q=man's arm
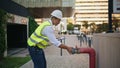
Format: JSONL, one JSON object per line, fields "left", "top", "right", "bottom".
{"left": 42, "top": 26, "right": 73, "bottom": 54}
{"left": 59, "top": 44, "right": 73, "bottom": 54}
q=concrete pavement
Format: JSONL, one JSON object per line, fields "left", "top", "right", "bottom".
{"left": 8, "top": 48, "right": 29, "bottom": 57}
{"left": 20, "top": 35, "right": 90, "bottom": 68}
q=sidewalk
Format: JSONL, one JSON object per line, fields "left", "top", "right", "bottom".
{"left": 8, "top": 48, "right": 29, "bottom": 57}
{"left": 20, "top": 35, "right": 90, "bottom": 68}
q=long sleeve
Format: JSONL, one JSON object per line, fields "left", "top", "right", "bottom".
{"left": 42, "top": 26, "right": 61, "bottom": 47}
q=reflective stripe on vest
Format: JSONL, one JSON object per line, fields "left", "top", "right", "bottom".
{"left": 29, "top": 38, "right": 46, "bottom": 46}
{"left": 27, "top": 21, "right": 51, "bottom": 48}
{"left": 29, "top": 32, "right": 49, "bottom": 46}
{"left": 33, "top": 32, "right": 49, "bottom": 42}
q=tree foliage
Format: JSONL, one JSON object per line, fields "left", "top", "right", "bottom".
{"left": 112, "top": 17, "right": 120, "bottom": 31}
{"left": 95, "top": 23, "right": 109, "bottom": 33}
{"left": 28, "top": 16, "right": 39, "bottom": 37}
{"left": 67, "top": 23, "right": 74, "bottom": 30}
{"left": 0, "top": 9, "right": 7, "bottom": 59}
{"left": 89, "top": 22, "right": 97, "bottom": 33}
{"left": 82, "top": 21, "right": 89, "bottom": 29}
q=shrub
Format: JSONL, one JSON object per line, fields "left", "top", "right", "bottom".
{"left": 28, "top": 16, "right": 39, "bottom": 37}
{"left": 0, "top": 9, "right": 7, "bottom": 59}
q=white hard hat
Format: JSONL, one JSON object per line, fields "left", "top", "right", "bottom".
{"left": 51, "top": 10, "right": 62, "bottom": 20}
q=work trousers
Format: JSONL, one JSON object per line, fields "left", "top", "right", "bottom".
{"left": 28, "top": 46, "right": 46, "bottom": 68}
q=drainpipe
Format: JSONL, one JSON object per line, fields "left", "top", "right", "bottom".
{"left": 72, "top": 48, "right": 96, "bottom": 68}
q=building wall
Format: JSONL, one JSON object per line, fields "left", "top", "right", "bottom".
{"left": 13, "top": 0, "right": 74, "bottom": 8}
{"left": 93, "top": 33, "right": 120, "bottom": 68}
{"left": 7, "top": 13, "right": 28, "bottom": 25}
{"left": 12, "top": 0, "right": 75, "bottom": 18}
{"left": 75, "top": 0, "right": 108, "bottom": 24}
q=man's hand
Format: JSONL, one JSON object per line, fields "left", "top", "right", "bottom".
{"left": 66, "top": 47, "right": 73, "bottom": 54}
{"left": 59, "top": 44, "right": 73, "bottom": 54}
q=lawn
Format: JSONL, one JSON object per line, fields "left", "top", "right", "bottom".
{"left": 0, "top": 56, "right": 31, "bottom": 68}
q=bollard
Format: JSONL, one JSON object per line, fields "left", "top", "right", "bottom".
{"left": 59, "top": 36, "right": 66, "bottom": 56}
{"left": 72, "top": 47, "right": 96, "bottom": 68}
{"left": 88, "top": 39, "right": 91, "bottom": 47}
{"left": 87, "top": 37, "right": 91, "bottom": 47}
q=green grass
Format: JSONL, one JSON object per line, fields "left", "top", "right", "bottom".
{"left": 0, "top": 56, "right": 31, "bottom": 68}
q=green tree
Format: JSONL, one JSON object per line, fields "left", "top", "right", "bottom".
{"left": 0, "top": 9, "right": 7, "bottom": 59}
{"left": 28, "top": 16, "right": 39, "bottom": 36}
{"left": 82, "top": 21, "right": 89, "bottom": 29}
{"left": 96, "top": 24, "right": 102, "bottom": 33}
{"left": 112, "top": 17, "right": 120, "bottom": 31}
{"left": 101, "top": 23, "right": 109, "bottom": 32}
{"left": 67, "top": 23, "right": 74, "bottom": 34}
{"left": 67, "top": 23, "right": 74, "bottom": 30}
{"left": 90, "top": 22, "right": 96, "bottom": 33}
{"left": 95, "top": 23, "right": 109, "bottom": 33}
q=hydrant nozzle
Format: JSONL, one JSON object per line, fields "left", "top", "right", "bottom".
{"left": 71, "top": 48, "right": 80, "bottom": 54}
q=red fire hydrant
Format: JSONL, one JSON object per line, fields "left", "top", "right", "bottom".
{"left": 72, "top": 47, "right": 96, "bottom": 68}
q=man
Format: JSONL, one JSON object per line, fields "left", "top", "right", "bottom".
{"left": 27, "top": 9, "right": 73, "bottom": 68}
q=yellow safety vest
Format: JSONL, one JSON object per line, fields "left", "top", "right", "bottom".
{"left": 27, "top": 21, "right": 51, "bottom": 49}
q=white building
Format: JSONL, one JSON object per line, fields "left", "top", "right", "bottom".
{"left": 74, "top": 0, "right": 109, "bottom": 25}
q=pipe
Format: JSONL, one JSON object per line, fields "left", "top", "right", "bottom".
{"left": 72, "top": 48, "right": 96, "bottom": 68}
{"left": 79, "top": 48, "right": 96, "bottom": 68}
